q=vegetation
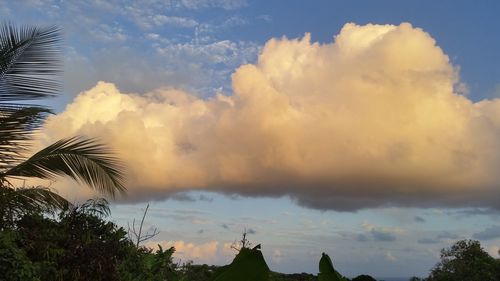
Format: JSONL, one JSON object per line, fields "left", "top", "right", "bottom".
{"left": 351, "top": 275, "right": 377, "bottom": 281}
{"left": 213, "top": 244, "right": 270, "bottom": 281}
{"left": 0, "top": 23, "right": 125, "bottom": 229}
{"left": 0, "top": 199, "right": 178, "bottom": 281}
{"left": 426, "top": 239, "right": 500, "bottom": 281}
{"left": 318, "top": 252, "right": 349, "bottom": 281}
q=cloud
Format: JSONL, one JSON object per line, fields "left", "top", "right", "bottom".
{"left": 417, "top": 238, "right": 440, "bottom": 244}
{"left": 445, "top": 208, "right": 500, "bottom": 218}
{"left": 473, "top": 225, "right": 500, "bottom": 240}
{"left": 384, "top": 251, "right": 397, "bottom": 261}
{"left": 436, "top": 232, "right": 460, "bottom": 240}
{"left": 148, "top": 15, "right": 199, "bottom": 28}
{"left": 170, "top": 192, "right": 197, "bottom": 202}
{"left": 179, "top": 0, "right": 247, "bottom": 10}
{"left": 371, "top": 230, "right": 396, "bottom": 242}
{"left": 272, "top": 249, "right": 284, "bottom": 263}
{"left": 145, "top": 240, "right": 233, "bottom": 264}
{"left": 418, "top": 231, "right": 460, "bottom": 244}
{"left": 360, "top": 221, "right": 401, "bottom": 242}
{"left": 488, "top": 245, "right": 500, "bottom": 257}
{"left": 40, "top": 22, "right": 500, "bottom": 211}
{"left": 7, "top": 0, "right": 259, "bottom": 96}
{"left": 154, "top": 39, "right": 259, "bottom": 66}
{"left": 414, "top": 216, "right": 426, "bottom": 223}
{"left": 356, "top": 234, "right": 368, "bottom": 242}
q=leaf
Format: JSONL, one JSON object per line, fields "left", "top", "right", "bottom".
{"left": 0, "top": 23, "right": 61, "bottom": 102}
{"left": 0, "top": 186, "right": 70, "bottom": 225}
{"left": 0, "top": 105, "right": 51, "bottom": 168}
{"left": 4, "top": 136, "right": 126, "bottom": 197}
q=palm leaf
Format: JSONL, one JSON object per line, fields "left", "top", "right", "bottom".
{"left": 0, "top": 23, "right": 61, "bottom": 102}
{"left": 0, "top": 105, "right": 51, "bottom": 168}
{"left": 0, "top": 186, "right": 70, "bottom": 226}
{"left": 79, "top": 197, "right": 111, "bottom": 217}
{"left": 4, "top": 136, "right": 126, "bottom": 197}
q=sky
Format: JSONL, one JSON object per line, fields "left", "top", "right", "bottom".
{"left": 3, "top": 0, "right": 500, "bottom": 278}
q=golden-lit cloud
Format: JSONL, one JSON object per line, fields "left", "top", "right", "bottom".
{"left": 144, "top": 240, "right": 234, "bottom": 264}
{"left": 41, "top": 23, "right": 500, "bottom": 210}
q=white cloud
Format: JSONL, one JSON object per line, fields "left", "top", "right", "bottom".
{"left": 180, "top": 0, "right": 247, "bottom": 10}
{"left": 40, "top": 23, "right": 500, "bottom": 211}
{"left": 272, "top": 249, "right": 284, "bottom": 263}
{"left": 256, "top": 15, "right": 272, "bottom": 23}
{"left": 155, "top": 39, "right": 259, "bottom": 65}
{"left": 93, "top": 23, "right": 128, "bottom": 42}
{"left": 147, "top": 15, "right": 199, "bottom": 28}
{"left": 385, "top": 251, "right": 397, "bottom": 261}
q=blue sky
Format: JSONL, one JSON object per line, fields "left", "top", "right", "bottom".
{"left": 4, "top": 0, "right": 500, "bottom": 278}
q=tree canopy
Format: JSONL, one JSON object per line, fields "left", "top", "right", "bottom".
{"left": 427, "top": 239, "right": 500, "bottom": 281}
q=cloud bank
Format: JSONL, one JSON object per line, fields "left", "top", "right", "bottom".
{"left": 42, "top": 23, "right": 500, "bottom": 210}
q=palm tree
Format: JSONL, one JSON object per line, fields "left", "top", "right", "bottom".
{"left": 0, "top": 23, "right": 125, "bottom": 227}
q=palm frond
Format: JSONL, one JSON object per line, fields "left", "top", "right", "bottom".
{"left": 0, "top": 186, "right": 70, "bottom": 225}
{"left": 0, "top": 23, "right": 61, "bottom": 102}
{"left": 4, "top": 136, "right": 126, "bottom": 197}
{"left": 79, "top": 198, "right": 111, "bottom": 217}
{"left": 0, "top": 105, "right": 51, "bottom": 168}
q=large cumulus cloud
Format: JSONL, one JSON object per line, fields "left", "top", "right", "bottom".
{"left": 41, "top": 23, "right": 500, "bottom": 210}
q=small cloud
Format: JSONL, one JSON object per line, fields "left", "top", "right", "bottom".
{"left": 437, "top": 231, "right": 459, "bottom": 240}
{"left": 384, "top": 251, "right": 396, "bottom": 261}
{"left": 418, "top": 238, "right": 440, "bottom": 244}
{"left": 272, "top": 249, "right": 284, "bottom": 263}
{"left": 151, "top": 15, "right": 199, "bottom": 28}
{"left": 220, "top": 15, "right": 248, "bottom": 28}
{"left": 246, "top": 228, "right": 256, "bottom": 234}
{"left": 170, "top": 192, "right": 196, "bottom": 202}
{"left": 256, "top": 14, "right": 272, "bottom": 22}
{"left": 414, "top": 216, "right": 426, "bottom": 223}
{"left": 371, "top": 229, "right": 396, "bottom": 242}
{"left": 362, "top": 221, "right": 399, "bottom": 241}
{"left": 446, "top": 208, "right": 499, "bottom": 218}
{"left": 180, "top": 0, "right": 247, "bottom": 10}
{"left": 356, "top": 234, "right": 368, "bottom": 242}
{"left": 473, "top": 225, "right": 500, "bottom": 240}
{"left": 146, "top": 33, "right": 160, "bottom": 40}
{"left": 198, "top": 194, "right": 214, "bottom": 202}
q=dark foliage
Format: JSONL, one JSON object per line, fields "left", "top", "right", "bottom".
{"left": 427, "top": 239, "right": 500, "bottom": 281}
{"left": 1, "top": 205, "right": 131, "bottom": 280}
{"left": 352, "top": 275, "right": 376, "bottom": 281}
